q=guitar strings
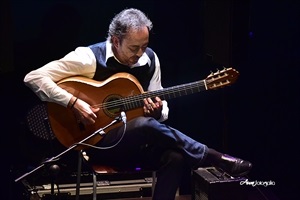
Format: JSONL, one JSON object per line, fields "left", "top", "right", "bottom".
{"left": 94, "top": 80, "right": 206, "bottom": 109}
{"left": 91, "top": 69, "right": 235, "bottom": 109}
{"left": 91, "top": 80, "right": 207, "bottom": 109}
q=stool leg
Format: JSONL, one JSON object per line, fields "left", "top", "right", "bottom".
{"left": 93, "top": 172, "right": 97, "bottom": 200}
{"left": 152, "top": 171, "right": 157, "bottom": 197}
{"left": 76, "top": 151, "right": 82, "bottom": 200}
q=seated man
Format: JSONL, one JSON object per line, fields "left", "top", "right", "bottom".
{"left": 24, "top": 8, "right": 252, "bottom": 200}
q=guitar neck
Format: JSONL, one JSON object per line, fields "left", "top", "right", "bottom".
{"left": 122, "top": 80, "right": 206, "bottom": 111}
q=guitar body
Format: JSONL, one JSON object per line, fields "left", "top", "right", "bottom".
{"left": 47, "top": 72, "right": 145, "bottom": 148}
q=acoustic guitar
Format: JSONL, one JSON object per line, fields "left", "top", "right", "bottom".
{"left": 47, "top": 68, "right": 239, "bottom": 148}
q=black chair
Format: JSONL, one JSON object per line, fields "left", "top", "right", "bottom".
{"left": 24, "top": 103, "right": 62, "bottom": 198}
{"left": 78, "top": 150, "right": 157, "bottom": 200}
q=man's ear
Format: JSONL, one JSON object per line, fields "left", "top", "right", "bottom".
{"left": 112, "top": 36, "right": 119, "bottom": 48}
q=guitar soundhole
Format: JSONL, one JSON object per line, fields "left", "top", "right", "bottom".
{"left": 103, "top": 94, "right": 123, "bottom": 118}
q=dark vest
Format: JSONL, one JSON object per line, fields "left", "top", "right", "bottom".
{"left": 89, "top": 42, "right": 156, "bottom": 91}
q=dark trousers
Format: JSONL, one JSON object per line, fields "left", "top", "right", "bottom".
{"left": 87, "top": 116, "right": 207, "bottom": 200}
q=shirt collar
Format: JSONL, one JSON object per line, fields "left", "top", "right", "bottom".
{"left": 105, "top": 40, "right": 114, "bottom": 62}
{"left": 105, "top": 40, "right": 150, "bottom": 68}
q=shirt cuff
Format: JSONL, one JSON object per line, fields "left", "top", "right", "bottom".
{"left": 158, "top": 100, "right": 169, "bottom": 122}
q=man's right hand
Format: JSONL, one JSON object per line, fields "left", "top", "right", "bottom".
{"left": 71, "top": 98, "right": 99, "bottom": 125}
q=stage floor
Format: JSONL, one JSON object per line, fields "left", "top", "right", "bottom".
{"left": 113, "top": 195, "right": 191, "bottom": 200}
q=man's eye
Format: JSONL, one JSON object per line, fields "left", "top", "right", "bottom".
{"left": 129, "top": 46, "right": 147, "bottom": 53}
{"left": 129, "top": 47, "right": 139, "bottom": 52}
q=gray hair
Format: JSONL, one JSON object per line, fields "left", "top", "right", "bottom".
{"left": 107, "top": 8, "right": 153, "bottom": 43}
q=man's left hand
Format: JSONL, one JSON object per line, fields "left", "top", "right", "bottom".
{"left": 143, "top": 97, "right": 163, "bottom": 119}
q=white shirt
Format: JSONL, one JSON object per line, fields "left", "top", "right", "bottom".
{"left": 24, "top": 41, "right": 169, "bottom": 122}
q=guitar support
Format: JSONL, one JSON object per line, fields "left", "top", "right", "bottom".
{"left": 14, "top": 113, "right": 125, "bottom": 199}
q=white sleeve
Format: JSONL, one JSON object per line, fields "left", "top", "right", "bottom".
{"left": 24, "top": 47, "right": 96, "bottom": 107}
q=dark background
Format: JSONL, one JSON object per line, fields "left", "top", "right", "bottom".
{"left": 1, "top": 0, "right": 299, "bottom": 199}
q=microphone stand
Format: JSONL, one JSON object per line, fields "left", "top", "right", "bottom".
{"left": 15, "top": 113, "right": 125, "bottom": 198}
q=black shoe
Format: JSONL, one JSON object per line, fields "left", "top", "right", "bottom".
{"left": 217, "top": 154, "right": 252, "bottom": 177}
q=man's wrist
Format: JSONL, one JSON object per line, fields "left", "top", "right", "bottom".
{"left": 68, "top": 96, "right": 78, "bottom": 109}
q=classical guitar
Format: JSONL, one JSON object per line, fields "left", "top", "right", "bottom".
{"left": 47, "top": 68, "right": 239, "bottom": 148}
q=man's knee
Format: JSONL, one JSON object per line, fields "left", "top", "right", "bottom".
{"left": 161, "top": 150, "right": 185, "bottom": 166}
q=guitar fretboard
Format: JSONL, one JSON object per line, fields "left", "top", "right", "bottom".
{"left": 122, "top": 80, "right": 206, "bottom": 110}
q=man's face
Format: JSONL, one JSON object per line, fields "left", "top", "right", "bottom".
{"left": 112, "top": 26, "right": 149, "bottom": 66}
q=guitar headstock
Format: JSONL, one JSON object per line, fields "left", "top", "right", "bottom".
{"left": 205, "top": 67, "right": 239, "bottom": 90}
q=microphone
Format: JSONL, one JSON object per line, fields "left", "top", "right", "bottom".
{"left": 121, "top": 111, "right": 127, "bottom": 124}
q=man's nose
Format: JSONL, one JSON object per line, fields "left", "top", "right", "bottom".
{"left": 136, "top": 48, "right": 144, "bottom": 57}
